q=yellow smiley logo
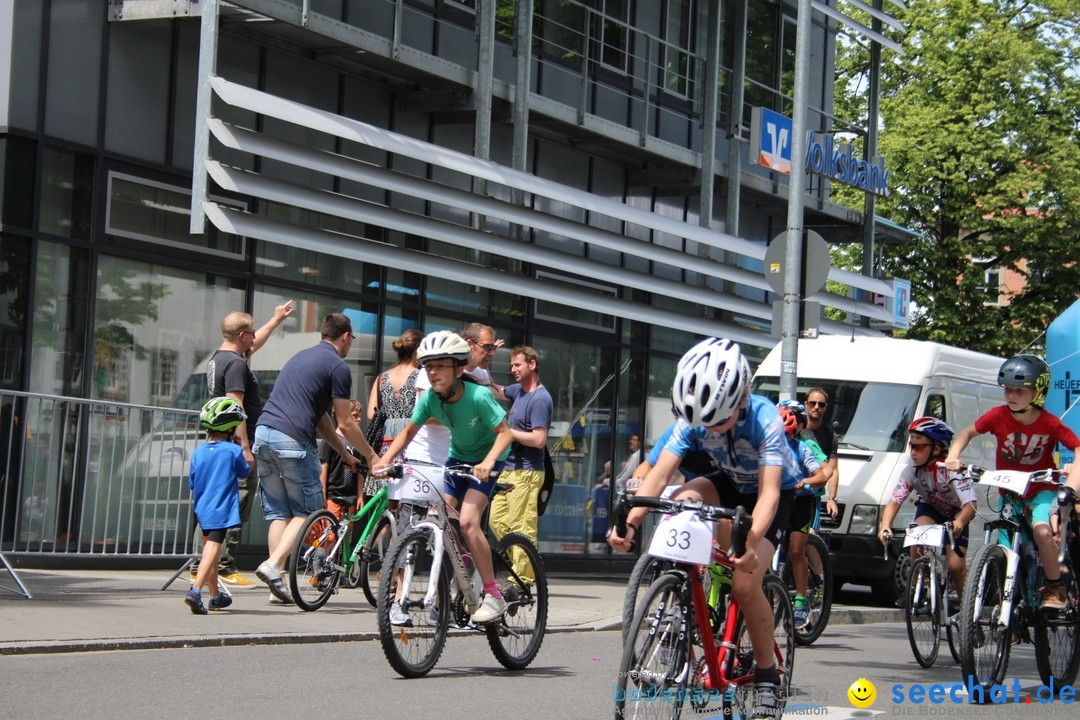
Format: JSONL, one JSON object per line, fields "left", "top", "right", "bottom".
{"left": 848, "top": 678, "right": 876, "bottom": 708}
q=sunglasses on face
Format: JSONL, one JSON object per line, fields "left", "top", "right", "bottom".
{"left": 475, "top": 342, "right": 497, "bottom": 352}
{"left": 806, "top": 400, "right": 827, "bottom": 408}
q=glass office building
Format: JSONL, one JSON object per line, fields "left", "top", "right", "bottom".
{"left": 0, "top": 0, "right": 892, "bottom": 569}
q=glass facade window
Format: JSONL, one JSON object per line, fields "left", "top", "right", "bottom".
{"left": 39, "top": 145, "right": 94, "bottom": 239}
{"left": 255, "top": 219, "right": 377, "bottom": 297}
{"left": 533, "top": 271, "right": 616, "bottom": 332}
{"left": 425, "top": 272, "right": 526, "bottom": 326}
{"left": 0, "top": 136, "right": 36, "bottom": 231}
{"left": 30, "top": 242, "right": 90, "bottom": 396}
{"left": 534, "top": 332, "right": 616, "bottom": 555}
{"left": 663, "top": 0, "right": 696, "bottom": 97}
{"left": 536, "top": 0, "right": 586, "bottom": 70}
{"left": 0, "top": 235, "right": 29, "bottom": 390}
{"left": 105, "top": 173, "right": 245, "bottom": 257}
{"left": 595, "top": 0, "right": 630, "bottom": 73}
{"left": 91, "top": 256, "right": 245, "bottom": 405}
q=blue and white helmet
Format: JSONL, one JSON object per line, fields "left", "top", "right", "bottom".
{"left": 671, "top": 338, "right": 750, "bottom": 427}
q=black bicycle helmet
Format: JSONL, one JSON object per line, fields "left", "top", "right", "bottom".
{"left": 997, "top": 354, "right": 1050, "bottom": 407}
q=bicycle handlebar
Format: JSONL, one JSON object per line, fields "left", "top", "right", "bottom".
{"left": 613, "top": 491, "right": 751, "bottom": 559}
{"left": 961, "top": 464, "right": 1067, "bottom": 486}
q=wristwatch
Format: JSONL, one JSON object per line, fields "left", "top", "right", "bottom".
{"left": 822, "top": 495, "right": 834, "bottom": 502}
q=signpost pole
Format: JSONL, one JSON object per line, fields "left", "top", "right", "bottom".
{"left": 780, "top": 0, "right": 813, "bottom": 400}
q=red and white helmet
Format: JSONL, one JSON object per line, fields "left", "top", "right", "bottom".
{"left": 671, "top": 338, "right": 750, "bottom": 427}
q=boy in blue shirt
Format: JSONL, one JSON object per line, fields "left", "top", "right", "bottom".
{"left": 186, "top": 397, "right": 251, "bottom": 614}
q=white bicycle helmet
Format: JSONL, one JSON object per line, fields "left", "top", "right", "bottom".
{"left": 671, "top": 338, "right": 750, "bottom": 426}
{"left": 417, "top": 330, "right": 470, "bottom": 366}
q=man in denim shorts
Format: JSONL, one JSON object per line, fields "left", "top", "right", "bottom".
{"left": 252, "top": 313, "right": 379, "bottom": 603}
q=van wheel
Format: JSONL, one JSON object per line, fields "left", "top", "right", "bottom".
{"left": 871, "top": 553, "right": 910, "bottom": 606}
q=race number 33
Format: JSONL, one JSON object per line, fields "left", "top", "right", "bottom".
{"left": 647, "top": 511, "right": 716, "bottom": 565}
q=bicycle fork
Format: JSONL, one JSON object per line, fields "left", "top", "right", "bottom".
{"left": 974, "top": 539, "right": 1020, "bottom": 630}
{"left": 416, "top": 522, "right": 479, "bottom": 613}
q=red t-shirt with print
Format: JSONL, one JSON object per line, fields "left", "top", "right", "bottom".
{"left": 974, "top": 405, "right": 1080, "bottom": 499}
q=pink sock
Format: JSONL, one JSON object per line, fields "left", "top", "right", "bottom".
{"left": 483, "top": 581, "right": 503, "bottom": 599}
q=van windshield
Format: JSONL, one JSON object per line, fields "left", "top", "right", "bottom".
{"left": 751, "top": 377, "right": 921, "bottom": 453}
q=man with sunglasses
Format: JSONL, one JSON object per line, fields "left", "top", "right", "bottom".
{"left": 802, "top": 388, "right": 840, "bottom": 515}
{"left": 191, "top": 301, "right": 294, "bottom": 587}
{"left": 461, "top": 322, "right": 504, "bottom": 398}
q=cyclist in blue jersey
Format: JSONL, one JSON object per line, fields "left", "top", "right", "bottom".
{"left": 610, "top": 338, "right": 801, "bottom": 720}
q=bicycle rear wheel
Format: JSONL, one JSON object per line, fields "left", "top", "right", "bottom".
{"left": 359, "top": 512, "right": 395, "bottom": 607}
{"left": 1034, "top": 556, "right": 1080, "bottom": 687}
{"left": 792, "top": 534, "right": 833, "bottom": 646}
{"left": 905, "top": 556, "right": 941, "bottom": 667}
{"left": 289, "top": 510, "right": 342, "bottom": 612}
{"left": 614, "top": 571, "right": 692, "bottom": 720}
{"left": 376, "top": 526, "right": 449, "bottom": 678}
{"left": 958, "top": 543, "right": 1011, "bottom": 695}
{"left": 623, "top": 554, "right": 674, "bottom": 641}
{"left": 722, "top": 574, "right": 795, "bottom": 720}
{"left": 485, "top": 532, "right": 548, "bottom": 670}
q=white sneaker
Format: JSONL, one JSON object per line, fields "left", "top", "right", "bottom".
{"left": 389, "top": 600, "right": 411, "bottom": 626}
{"left": 471, "top": 593, "right": 507, "bottom": 624}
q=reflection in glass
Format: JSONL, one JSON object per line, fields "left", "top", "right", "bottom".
{"left": 107, "top": 174, "right": 244, "bottom": 256}
{"left": 39, "top": 145, "right": 94, "bottom": 238}
{"left": 0, "top": 235, "right": 29, "bottom": 391}
{"left": 91, "top": 256, "right": 244, "bottom": 404}
{"left": 534, "top": 334, "right": 618, "bottom": 556}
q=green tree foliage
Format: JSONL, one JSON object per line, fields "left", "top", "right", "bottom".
{"left": 833, "top": 0, "right": 1080, "bottom": 356}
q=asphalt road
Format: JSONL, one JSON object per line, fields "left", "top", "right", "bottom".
{"left": 2, "top": 620, "right": 1075, "bottom": 720}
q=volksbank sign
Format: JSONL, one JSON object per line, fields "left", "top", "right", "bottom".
{"left": 750, "top": 107, "right": 891, "bottom": 197}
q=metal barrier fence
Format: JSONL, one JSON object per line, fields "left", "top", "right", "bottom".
{"left": 0, "top": 389, "right": 202, "bottom": 559}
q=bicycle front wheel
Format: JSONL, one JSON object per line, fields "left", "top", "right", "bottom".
{"left": 376, "top": 526, "right": 449, "bottom": 678}
{"left": 359, "top": 511, "right": 395, "bottom": 607}
{"left": 486, "top": 532, "right": 549, "bottom": 670}
{"left": 1034, "top": 555, "right": 1080, "bottom": 687}
{"left": 623, "top": 554, "right": 674, "bottom": 641}
{"left": 905, "top": 556, "right": 941, "bottom": 668}
{"left": 614, "top": 571, "right": 691, "bottom": 720}
{"left": 289, "top": 509, "right": 342, "bottom": 612}
{"left": 793, "top": 534, "right": 833, "bottom": 646}
{"left": 958, "top": 543, "right": 1011, "bottom": 694}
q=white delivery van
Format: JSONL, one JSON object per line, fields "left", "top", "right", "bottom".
{"left": 752, "top": 336, "right": 1003, "bottom": 604}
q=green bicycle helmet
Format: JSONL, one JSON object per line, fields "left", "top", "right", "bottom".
{"left": 199, "top": 396, "right": 247, "bottom": 432}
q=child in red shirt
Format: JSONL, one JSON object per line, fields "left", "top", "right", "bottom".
{"left": 946, "top": 354, "right": 1080, "bottom": 609}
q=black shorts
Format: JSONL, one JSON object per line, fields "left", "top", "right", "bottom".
{"left": 202, "top": 528, "right": 227, "bottom": 543}
{"left": 789, "top": 494, "right": 818, "bottom": 534}
{"left": 709, "top": 474, "right": 795, "bottom": 548}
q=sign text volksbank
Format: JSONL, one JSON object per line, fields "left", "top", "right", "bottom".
{"left": 749, "top": 107, "right": 891, "bottom": 197}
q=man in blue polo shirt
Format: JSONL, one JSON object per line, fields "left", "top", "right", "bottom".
{"left": 489, "top": 345, "right": 552, "bottom": 584}
{"left": 252, "top": 313, "right": 380, "bottom": 603}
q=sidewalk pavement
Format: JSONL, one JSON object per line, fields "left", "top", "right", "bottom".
{"left": 0, "top": 568, "right": 903, "bottom": 655}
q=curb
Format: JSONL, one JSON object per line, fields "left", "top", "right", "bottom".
{"left": 0, "top": 610, "right": 904, "bottom": 656}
